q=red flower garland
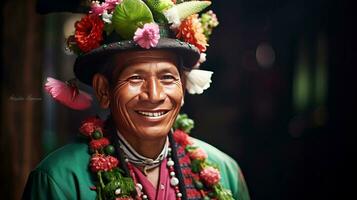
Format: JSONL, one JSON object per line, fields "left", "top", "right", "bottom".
{"left": 90, "top": 154, "right": 119, "bottom": 172}
{"left": 200, "top": 166, "right": 221, "bottom": 186}
{"left": 79, "top": 115, "right": 234, "bottom": 200}
{"left": 173, "top": 129, "right": 193, "bottom": 146}
{"left": 188, "top": 148, "right": 208, "bottom": 161}
{"left": 90, "top": 137, "right": 110, "bottom": 150}
{"left": 79, "top": 116, "right": 104, "bottom": 136}
{"left": 74, "top": 15, "right": 104, "bottom": 53}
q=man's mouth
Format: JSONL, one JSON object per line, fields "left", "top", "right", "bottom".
{"left": 135, "top": 110, "right": 169, "bottom": 117}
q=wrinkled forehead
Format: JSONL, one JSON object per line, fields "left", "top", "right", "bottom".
{"left": 112, "top": 50, "right": 179, "bottom": 72}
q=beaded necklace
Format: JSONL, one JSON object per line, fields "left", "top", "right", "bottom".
{"left": 117, "top": 132, "right": 183, "bottom": 199}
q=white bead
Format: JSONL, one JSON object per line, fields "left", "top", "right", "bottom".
{"left": 177, "top": 192, "right": 182, "bottom": 198}
{"left": 125, "top": 158, "right": 129, "bottom": 162}
{"left": 168, "top": 147, "right": 172, "bottom": 152}
{"left": 136, "top": 183, "right": 143, "bottom": 190}
{"left": 170, "top": 177, "right": 179, "bottom": 186}
{"left": 170, "top": 171, "right": 175, "bottom": 176}
{"left": 167, "top": 160, "right": 174, "bottom": 167}
{"left": 142, "top": 194, "right": 148, "bottom": 199}
{"left": 115, "top": 188, "right": 121, "bottom": 195}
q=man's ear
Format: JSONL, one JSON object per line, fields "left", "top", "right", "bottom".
{"left": 92, "top": 73, "right": 110, "bottom": 109}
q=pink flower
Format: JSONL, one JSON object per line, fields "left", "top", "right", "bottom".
{"left": 90, "top": 0, "right": 121, "bottom": 15}
{"left": 189, "top": 148, "right": 208, "bottom": 160}
{"left": 200, "top": 166, "right": 221, "bottom": 186}
{"left": 44, "top": 77, "right": 92, "bottom": 110}
{"left": 90, "top": 2, "right": 108, "bottom": 15}
{"left": 90, "top": 154, "right": 119, "bottom": 172}
{"left": 133, "top": 23, "right": 160, "bottom": 49}
{"left": 105, "top": 0, "right": 121, "bottom": 9}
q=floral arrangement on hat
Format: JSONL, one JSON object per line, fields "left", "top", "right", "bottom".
{"left": 67, "top": 0, "right": 218, "bottom": 53}
{"left": 65, "top": 0, "right": 218, "bottom": 93}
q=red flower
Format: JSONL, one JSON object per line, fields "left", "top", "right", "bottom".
{"left": 74, "top": 15, "right": 104, "bottom": 53}
{"left": 90, "top": 154, "right": 119, "bottom": 172}
{"left": 176, "top": 14, "right": 208, "bottom": 52}
{"left": 200, "top": 166, "right": 221, "bottom": 186}
{"left": 79, "top": 116, "right": 104, "bottom": 137}
{"left": 173, "top": 129, "right": 192, "bottom": 147}
{"left": 188, "top": 148, "right": 208, "bottom": 161}
{"left": 90, "top": 138, "right": 110, "bottom": 150}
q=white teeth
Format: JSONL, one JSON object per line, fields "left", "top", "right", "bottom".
{"left": 137, "top": 111, "right": 166, "bottom": 117}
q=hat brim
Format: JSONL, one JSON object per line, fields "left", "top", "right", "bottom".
{"left": 73, "top": 38, "right": 200, "bottom": 86}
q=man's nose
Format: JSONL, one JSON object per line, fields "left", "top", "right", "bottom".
{"left": 140, "top": 77, "right": 166, "bottom": 103}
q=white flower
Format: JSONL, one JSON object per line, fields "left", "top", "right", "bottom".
{"left": 194, "top": 53, "right": 207, "bottom": 68}
{"left": 184, "top": 69, "right": 213, "bottom": 94}
{"left": 163, "top": 7, "right": 181, "bottom": 29}
{"left": 102, "top": 10, "right": 113, "bottom": 24}
{"left": 199, "top": 53, "right": 207, "bottom": 63}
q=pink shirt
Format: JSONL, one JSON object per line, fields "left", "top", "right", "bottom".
{"left": 132, "top": 159, "right": 177, "bottom": 200}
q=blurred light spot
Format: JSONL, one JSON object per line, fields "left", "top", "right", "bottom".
{"left": 293, "top": 40, "right": 310, "bottom": 112}
{"left": 256, "top": 42, "right": 276, "bottom": 68}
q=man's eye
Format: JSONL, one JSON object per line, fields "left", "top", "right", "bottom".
{"left": 128, "top": 75, "right": 143, "bottom": 82}
{"left": 161, "top": 75, "right": 176, "bottom": 81}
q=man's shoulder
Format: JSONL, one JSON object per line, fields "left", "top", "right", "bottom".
{"left": 23, "top": 140, "right": 96, "bottom": 199}
{"left": 34, "top": 140, "right": 90, "bottom": 175}
{"left": 191, "top": 137, "right": 250, "bottom": 199}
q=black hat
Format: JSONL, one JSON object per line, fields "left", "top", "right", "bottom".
{"left": 73, "top": 37, "right": 200, "bottom": 85}
{"left": 38, "top": 0, "right": 218, "bottom": 93}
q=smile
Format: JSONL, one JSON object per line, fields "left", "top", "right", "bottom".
{"left": 136, "top": 110, "right": 169, "bottom": 117}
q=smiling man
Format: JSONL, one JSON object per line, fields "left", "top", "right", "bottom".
{"left": 23, "top": 0, "right": 250, "bottom": 200}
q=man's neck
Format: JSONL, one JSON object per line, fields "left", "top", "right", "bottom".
{"left": 117, "top": 131, "right": 167, "bottom": 159}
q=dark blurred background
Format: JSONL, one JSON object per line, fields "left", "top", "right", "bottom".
{"left": 1, "top": 0, "right": 356, "bottom": 199}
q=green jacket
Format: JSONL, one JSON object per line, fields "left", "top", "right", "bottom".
{"left": 23, "top": 138, "right": 250, "bottom": 200}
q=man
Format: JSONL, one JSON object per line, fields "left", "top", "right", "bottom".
{"left": 23, "top": 0, "right": 250, "bottom": 199}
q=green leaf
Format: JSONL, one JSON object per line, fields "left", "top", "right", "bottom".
{"left": 119, "top": 177, "right": 136, "bottom": 194}
{"left": 146, "top": 0, "right": 174, "bottom": 13}
{"left": 190, "top": 159, "right": 202, "bottom": 173}
{"left": 103, "top": 180, "right": 121, "bottom": 199}
{"left": 112, "top": 0, "right": 154, "bottom": 39}
{"left": 173, "top": 113, "right": 195, "bottom": 133}
{"left": 175, "top": 1, "right": 211, "bottom": 20}
{"left": 213, "top": 185, "right": 235, "bottom": 200}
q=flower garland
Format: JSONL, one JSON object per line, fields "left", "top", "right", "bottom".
{"left": 79, "top": 116, "right": 137, "bottom": 200}
{"left": 172, "top": 115, "right": 234, "bottom": 200}
{"left": 79, "top": 114, "right": 234, "bottom": 200}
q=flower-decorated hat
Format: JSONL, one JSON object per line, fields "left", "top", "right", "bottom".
{"left": 40, "top": 0, "right": 219, "bottom": 110}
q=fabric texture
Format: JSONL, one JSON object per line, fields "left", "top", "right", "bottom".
{"left": 22, "top": 137, "right": 250, "bottom": 200}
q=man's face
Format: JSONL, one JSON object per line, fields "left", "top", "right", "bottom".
{"left": 107, "top": 51, "right": 183, "bottom": 142}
